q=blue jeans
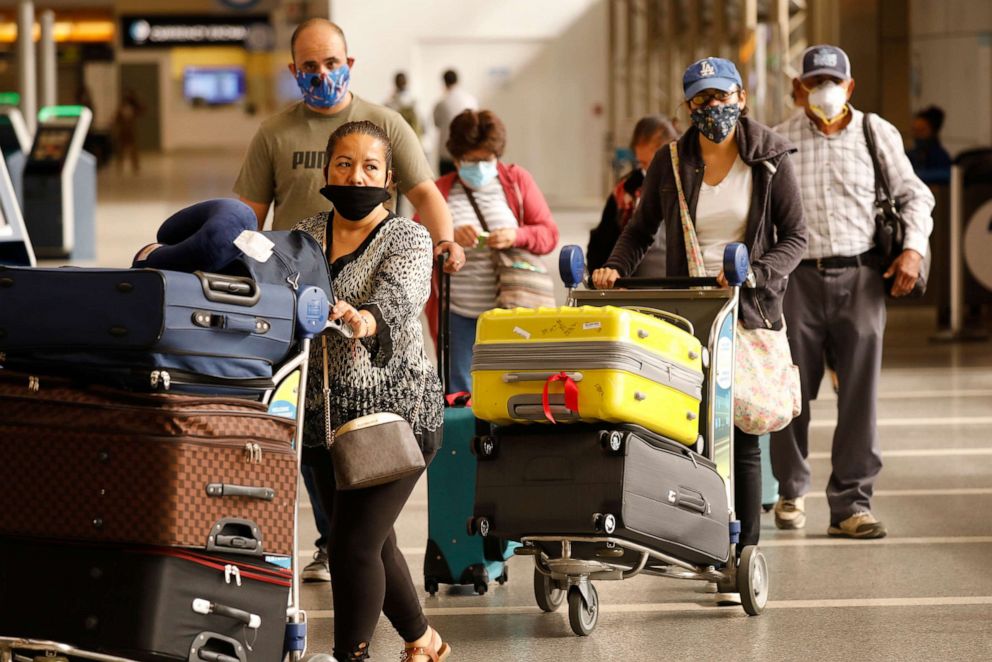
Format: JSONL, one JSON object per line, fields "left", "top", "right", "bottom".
{"left": 301, "top": 460, "right": 332, "bottom": 551}
{"left": 447, "top": 311, "right": 477, "bottom": 395}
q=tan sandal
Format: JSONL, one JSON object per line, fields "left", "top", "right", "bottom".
{"left": 400, "top": 628, "right": 451, "bottom": 662}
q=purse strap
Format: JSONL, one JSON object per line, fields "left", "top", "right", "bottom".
{"left": 461, "top": 183, "right": 492, "bottom": 232}
{"left": 669, "top": 143, "right": 708, "bottom": 278}
{"left": 862, "top": 113, "right": 898, "bottom": 217}
{"left": 322, "top": 336, "right": 334, "bottom": 445}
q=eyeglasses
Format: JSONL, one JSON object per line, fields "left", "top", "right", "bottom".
{"left": 689, "top": 88, "right": 740, "bottom": 106}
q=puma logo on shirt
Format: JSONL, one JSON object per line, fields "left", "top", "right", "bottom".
{"left": 292, "top": 150, "right": 327, "bottom": 169}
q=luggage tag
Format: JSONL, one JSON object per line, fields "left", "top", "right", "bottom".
{"left": 234, "top": 230, "right": 275, "bottom": 263}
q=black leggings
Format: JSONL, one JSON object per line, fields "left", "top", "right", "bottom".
{"left": 307, "top": 444, "right": 436, "bottom": 660}
{"left": 734, "top": 427, "right": 762, "bottom": 551}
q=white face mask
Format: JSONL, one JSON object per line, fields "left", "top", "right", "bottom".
{"left": 807, "top": 81, "right": 849, "bottom": 124}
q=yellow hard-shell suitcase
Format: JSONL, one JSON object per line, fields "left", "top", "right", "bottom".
{"left": 471, "top": 306, "right": 705, "bottom": 445}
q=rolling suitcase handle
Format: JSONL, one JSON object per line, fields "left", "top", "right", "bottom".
{"left": 436, "top": 253, "right": 452, "bottom": 393}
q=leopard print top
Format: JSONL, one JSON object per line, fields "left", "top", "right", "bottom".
{"left": 294, "top": 212, "right": 443, "bottom": 450}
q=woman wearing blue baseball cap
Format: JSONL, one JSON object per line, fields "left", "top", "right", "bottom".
{"left": 593, "top": 57, "right": 808, "bottom": 597}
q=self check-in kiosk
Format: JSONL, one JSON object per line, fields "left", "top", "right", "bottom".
{"left": 0, "top": 92, "right": 32, "bottom": 204}
{"left": 22, "top": 105, "right": 96, "bottom": 260}
{"left": 0, "top": 149, "right": 35, "bottom": 267}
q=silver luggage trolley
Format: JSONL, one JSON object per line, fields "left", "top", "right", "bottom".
{"left": 508, "top": 244, "right": 769, "bottom": 635}
{"left": 0, "top": 285, "right": 341, "bottom": 662}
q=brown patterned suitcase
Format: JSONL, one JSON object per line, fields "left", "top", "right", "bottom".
{"left": 0, "top": 371, "right": 297, "bottom": 557}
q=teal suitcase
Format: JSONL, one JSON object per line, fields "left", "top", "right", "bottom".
{"left": 424, "top": 405, "right": 513, "bottom": 595}
{"left": 423, "top": 261, "right": 514, "bottom": 595}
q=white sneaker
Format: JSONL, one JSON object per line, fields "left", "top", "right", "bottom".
{"left": 773, "top": 496, "right": 806, "bottom": 530}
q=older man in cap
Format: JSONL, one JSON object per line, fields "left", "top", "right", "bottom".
{"left": 771, "top": 45, "right": 934, "bottom": 538}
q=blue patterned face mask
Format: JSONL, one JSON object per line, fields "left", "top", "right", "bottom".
{"left": 690, "top": 103, "right": 742, "bottom": 144}
{"left": 296, "top": 65, "right": 350, "bottom": 109}
{"left": 458, "top": 159, "right": 498, "bottom": 189}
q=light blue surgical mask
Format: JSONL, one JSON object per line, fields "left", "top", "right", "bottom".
{"left": 458, "top": 159, "right": 498, "bottom": 189}
{"left": 296, "top": 65, "right": 350, "bottom": 109}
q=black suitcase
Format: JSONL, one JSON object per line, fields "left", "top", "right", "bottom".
{"left": 0, "top": 538, "right": 290, "bottom": 661}
{"left": 472, "top": 424, "right": 731, "bottom": 565}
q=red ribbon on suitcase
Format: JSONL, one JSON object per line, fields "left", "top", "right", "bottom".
{"left": 542, "top": 372, "right": 580, "bottom": 423}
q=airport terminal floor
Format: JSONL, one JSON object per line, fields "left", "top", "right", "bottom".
{"left": 79, "top": 150, "right": 992, "bottom": 662}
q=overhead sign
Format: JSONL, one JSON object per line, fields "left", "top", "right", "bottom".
{"left": 121, "top": 15, "right": 271, "bottom": 49}
{"left": 218, "top": 0, "right": 264, "bottom": 9}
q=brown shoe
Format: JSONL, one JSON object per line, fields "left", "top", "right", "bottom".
{"left": 400, "top": 628, "right": 451, "bottom": 662}
{"left": 828, "top": 511, "right": 887, "bottom": 539}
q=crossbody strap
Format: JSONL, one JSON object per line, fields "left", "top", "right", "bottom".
{"left": 669, "top": 143, "right": 708, "bottom": 277}
{"left": 862, "top": 113, "right": 897, "bottom": 215}
{"left": 461, "top": 183, "right": 492, "bottom": 233}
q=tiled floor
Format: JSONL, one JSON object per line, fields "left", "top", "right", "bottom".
{"left": 47, "top": 151, "right": 992, "bottom": 661}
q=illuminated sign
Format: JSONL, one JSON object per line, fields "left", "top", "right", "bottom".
{"left": 120, "top": 15, "right": 271, "bottom": 48}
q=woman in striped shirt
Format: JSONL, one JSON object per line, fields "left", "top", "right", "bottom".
{"left": 434, "top": 109, "right": 559, "bottom": 393}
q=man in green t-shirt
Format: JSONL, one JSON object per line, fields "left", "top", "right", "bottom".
{"left": 235, "top": 19, "right": 465, "bottom": 586}
{"left": 234, "top": 18, "right": 464, "bottom": 272}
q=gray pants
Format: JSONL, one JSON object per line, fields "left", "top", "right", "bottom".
{"left": 770, "top": 263, "right": 886, "bottom": 521}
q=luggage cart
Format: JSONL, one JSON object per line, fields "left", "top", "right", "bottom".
{"left": 0, "top": 285, "right": 339, "bottom": 662}
{"left": 472, "top": 244, "right": 769, "bottom": 636}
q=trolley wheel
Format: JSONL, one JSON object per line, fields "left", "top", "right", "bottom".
{"left": 474, "top": 580, "right": 489, "bottom": 596}
{"left": 425, "top": 577, "right": 439, "bottom": 596}
{"left": 497, "top": 568, "right": 509, "bottom": 585}
{"left": 567, "top": 584, "right": 599, "bottom": 636}
{"left": 737, "top": 545, "right": 769, "bottom": 616}
{"left": 533, "top": 567, "right": 565, "bottom": 613}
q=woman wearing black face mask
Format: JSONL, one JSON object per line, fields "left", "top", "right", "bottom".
{"left": 592, "top": 58, "right": 807, "bottom": 599}
{"left": 294, "top": 120, "right": 448, "bottom": 662}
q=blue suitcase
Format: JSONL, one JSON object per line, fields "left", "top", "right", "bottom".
{"left": 423, "top": 261, "right": 514, "bottom": 596}
{"left": 0, "top": 266, "right": 296, "bottom": 393}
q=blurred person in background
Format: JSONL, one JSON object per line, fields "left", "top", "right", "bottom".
{"left": 433, "top": 69, "right": 478, "bottom": 176}
{"left": 587, "top": 115, "right": 679, "bottom": 273}
{"left": 113, "top": 89, "right": 144, "bottom": 174}
{"left": 907, "top": 105, "right": 951, "bottom": 185}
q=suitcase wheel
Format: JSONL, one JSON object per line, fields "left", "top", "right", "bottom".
{"left": 473, "top": 434, "right": 499, "bottom": 460}
{"left": 592, "top": 512, "right": 617, "bottom": 534}
{"left": 599, "top": 430, "right": 625, "bottom": 455}
{"left": 567, "top": 583, "right": 600, "bottom": 636}
{"left": 425, "top": 577, "right": 440, "bottom": 597}
{"left": 497, "top": 568, "right": 508, "bottom": 585}
{"left": 467, "top": 516, "right": 492, "bottom": 537}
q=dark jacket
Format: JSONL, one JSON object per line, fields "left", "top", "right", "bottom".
{"left": 604, "top": 117, "right": 807, "bottom": 330}
{"left": 587, "top": 169, "right": 643, "bottom": 271}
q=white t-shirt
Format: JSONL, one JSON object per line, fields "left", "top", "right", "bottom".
{"left": 694, "top": 155, "right": 752, "bottom": 276}
{"left": 447, "top": 179, "right": 517, "bottom": 318}
{"left": 433, "top": 86, "right": 479, "bottom": 160}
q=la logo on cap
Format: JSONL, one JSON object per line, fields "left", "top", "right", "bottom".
{"left": 699, "top": 60, "right": 716, "bottom": 77}
{"left": 813, "top": 50, "right": 838, "bottom": 67}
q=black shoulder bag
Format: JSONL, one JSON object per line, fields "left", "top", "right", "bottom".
{"left": 863, "top": 113, "right": 931, "bottom": 298}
